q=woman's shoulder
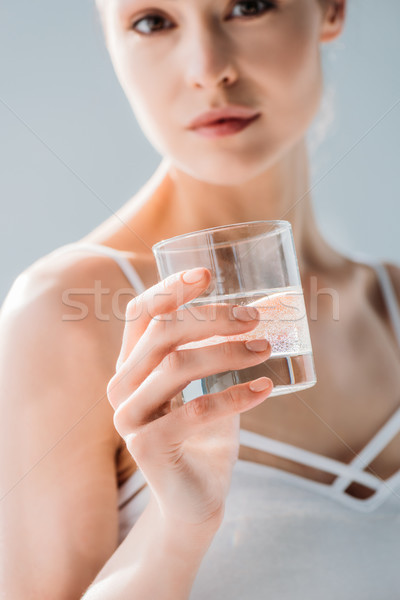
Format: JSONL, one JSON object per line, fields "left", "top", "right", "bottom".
{"left": 0, "top": 244, "right": 126, "bottom": 455}
{"left": 28, "top": 241, "right": 139, "bottom": 288}
{"left": 360, "top": 258, "right": 400, "bottom": 306}
{"left": 3, "top": 242, "right": 141, "bottom": 318}
{"left": 319, "top": 255, "right": 400, "bottom": 336}
{"left": 349, "top": 257, "right": 400, "bottom": 340}
{"left": 342, "top": 254, "right": 400, "bottom": 297}
{"left": 1, "top": 242, "right": 139, "bottom": 378}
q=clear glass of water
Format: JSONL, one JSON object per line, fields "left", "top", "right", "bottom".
{"left": 152, "top": 220, "right": 316, "bottom": 402}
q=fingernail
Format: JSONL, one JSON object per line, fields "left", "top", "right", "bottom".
{"left": 232, "top": 305, "right": 259, "bottom": 321}
{"left": 182, "top": 268, "right": 206, "bottom": 284}
{"left": 245, "top": 339, "right": 269, "bottom": 352}
{"left": 249, "top": 377, "right": 272, "bottom": 392}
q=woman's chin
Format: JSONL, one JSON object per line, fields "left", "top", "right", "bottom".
{"left": 175, "top": 159, "right": 269, "bottom": 187}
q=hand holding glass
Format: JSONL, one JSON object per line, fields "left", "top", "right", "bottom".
{"left": 152, "top": 221, "right": 317, "bottom": 403}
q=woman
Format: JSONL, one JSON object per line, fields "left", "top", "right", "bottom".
{"left": 2, "top": 0, "right": 400, "bottom": 598}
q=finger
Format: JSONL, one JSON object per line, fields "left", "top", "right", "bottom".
{"left": 124, "top": 378, "right": 273, "bottom": 455}
{"left": 114, "top": 303, "right": 261, "bottom": 396}
{"left": 116, "top": 267, "right": 211, "bottom": 369}
{"left": 113, "top": 338, "right": 271, "bottom": 432}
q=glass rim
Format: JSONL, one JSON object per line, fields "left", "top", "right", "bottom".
{"left": 152, "top": 219, "right": 291, "bottom": 254}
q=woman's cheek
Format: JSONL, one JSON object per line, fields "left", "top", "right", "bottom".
{"left": 266, "top": 16, "right": 323, "bottom": 126}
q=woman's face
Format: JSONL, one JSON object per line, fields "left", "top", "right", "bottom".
{"left": 99, "top": 0, "right": 341, "bottom": 185}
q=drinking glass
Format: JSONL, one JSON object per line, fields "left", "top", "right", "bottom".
{"left": 152, "top": 220, "right": 317, "bottom": 402}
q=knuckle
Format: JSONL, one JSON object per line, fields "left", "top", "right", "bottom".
{"left": 222, "top": 340, "right": 234, "bottom": 361}
{"left": 127, "top": 421, "right": 167, "bottom": 460}
{"left": 125, "top": 428, "right": 147, "bottom": 459}
{"left": 185, "top": 395, "right": 212, "bottom": 419}
{"left": 125, "top": 297, "right": 138, "bottom": 320}
{"left": 113, "top": 401, "right": 138, "bottom": 438}
{"left": 164, "top": 349, "right": 185, "bottom": 373}
{"left": 149, "top": 313, "right": 175, "bottom": 346}
{"left": 225, "top": 386, "right": 242, "bottom": 412}
{"left": 106, "top": 376, "right": 119, "bottom": 407}
{"left": 112, "top": 406, "right": 124, "bottom": 433}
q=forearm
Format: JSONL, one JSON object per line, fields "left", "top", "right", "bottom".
{"left": 81, "top": 495, "right": 220, "bottom": 600}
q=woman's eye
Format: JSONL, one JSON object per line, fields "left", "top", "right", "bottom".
{"left": 130, "top": 0, "right": 275, "bottom": 35}
{"left": 229, "top": 0, "right": 276, "bottom": 19}
{"left": 131, "top": 14, "right": 174, "bottom": 35}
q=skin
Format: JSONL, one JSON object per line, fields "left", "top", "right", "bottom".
{"left": 86, "top": 0, "right": 400, "bottom": 498}
{"left": 3, "top": 4, "right": 399, "bottom": 597}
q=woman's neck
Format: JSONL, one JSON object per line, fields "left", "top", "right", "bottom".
{"left": 90, "top": 137, "right": 346, "bottom": 277}
{"left": 165, "top": 138, "right": 312, "bottom": 263}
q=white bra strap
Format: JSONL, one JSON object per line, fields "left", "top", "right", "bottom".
{"left": 55, "top": 242, "right": 147, "bottom": 294}
{"left": 332, "top": 406, "right": 400, "bottom": 492}
{"left": 372, "top": 261, "right": 400, "bottom": 348}
{"left": 329, "top": 257, "right": 400, "bottom": 492}
{"left": 239, "top": 429, "right": 381, "bottom": 491}
{"left": 348, "top": 254, "right": 400, "bottom": 349}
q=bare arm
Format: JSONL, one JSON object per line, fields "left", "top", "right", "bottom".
{"left": 0, "top": 259, "right": 123, "bottom": 599}
{"left": 82, "top": 494, "right": 219, "bottom": 600}
{"left": 0, "top": 258, "right": 271, "bottom": 600}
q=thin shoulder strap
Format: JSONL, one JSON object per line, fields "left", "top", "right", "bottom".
{"left": 239, "top": 428, "right": 381, "bottom": 490}
{"left": 375, "top": 261, "right": 400, "bottom": 348}
{"left": 331, "top": 406, "right": 400, "bottom": 493}
{"left": 331, "top": 255, "right": 400, "bottom": 492}
{"left": 54, "top": 242, "right": 147, "bottom": 294}
{"left": 351, "top": 253, "right": 400, "bottom": 349}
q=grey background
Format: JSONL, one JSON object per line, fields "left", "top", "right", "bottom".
{"left": 1, "top": 0, "right": 399, "bottom": 304}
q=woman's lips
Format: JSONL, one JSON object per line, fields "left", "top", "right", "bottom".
{"left": 190, "top": 114, "right": 260, "bottom": 138}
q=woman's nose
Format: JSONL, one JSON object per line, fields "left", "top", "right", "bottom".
{"left": 184, "top": 28, "right": 239, "bottom": 90}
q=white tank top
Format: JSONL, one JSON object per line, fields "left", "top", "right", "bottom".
{"left": 56, "top": 242, "right": 400, "bottom": 599}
